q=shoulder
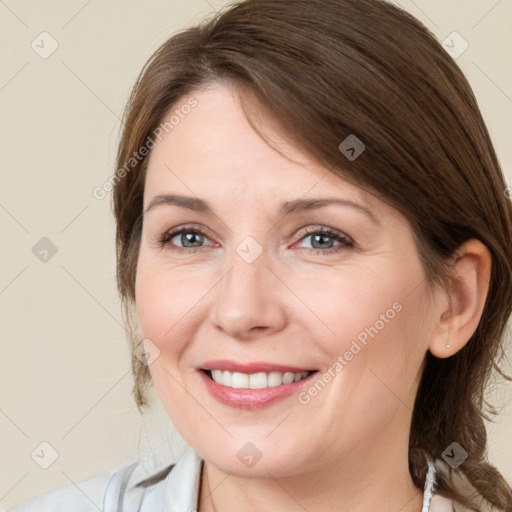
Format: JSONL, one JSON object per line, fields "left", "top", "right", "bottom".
{"left": 6, "top": 460, "right": 175, "bottom": 512}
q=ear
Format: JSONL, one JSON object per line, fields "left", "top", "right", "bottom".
{"left": 429, "top": 239, "right": 492, "bottom": 358}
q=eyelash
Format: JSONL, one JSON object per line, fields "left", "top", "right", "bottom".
{"left": 155, "top": 224, "right": 355, "bottom": 256}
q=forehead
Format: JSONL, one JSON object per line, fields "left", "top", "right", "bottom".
{"left": 143, "top": 83, "right": 375, "bottom": 212}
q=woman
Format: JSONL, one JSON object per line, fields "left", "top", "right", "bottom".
{"left": 8, "top": 0, "right": 512, "bottom": 511}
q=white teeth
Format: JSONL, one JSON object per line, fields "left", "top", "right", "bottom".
{"left": 208, "top": 369, "right": 310, "bottom": 388}
{"left": 231, "top": 372, "right": 249, "bottom": 388}
{"left": 282, "top": 372, "right": 295, "bottom": 384}
{"left": 267, "top": 371, "right": 282, "bottom": 387}
{"left": 249, "top": 372, "right": 267, "bottom": 389}
{"left": 222, "top": 370, "right": 232, "bottom": 386}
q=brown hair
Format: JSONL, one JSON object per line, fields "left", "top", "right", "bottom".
{"left": 112, "top": 0, "right": 512, "bottom": 509}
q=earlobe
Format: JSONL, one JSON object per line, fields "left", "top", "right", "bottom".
{"left": 428, "top": 239, "right": 492, "bottom": 358}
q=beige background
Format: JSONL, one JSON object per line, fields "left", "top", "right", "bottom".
{"left": 1, "top": 0, "right": 511, "bottom": 508}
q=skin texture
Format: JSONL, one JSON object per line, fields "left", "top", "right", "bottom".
{"left": 135, "top": 82, "right": 492, "bottom": 512}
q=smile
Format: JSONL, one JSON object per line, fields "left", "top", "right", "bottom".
{"left": 197, "top": 360, "right": 319, "bottom": 409}
{"left": 205, "top": 369, "right": 312, "bottom": 389}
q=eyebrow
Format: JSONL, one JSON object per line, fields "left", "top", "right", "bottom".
{"left": 144, "top": 194, "right": 379, "bottom": 224}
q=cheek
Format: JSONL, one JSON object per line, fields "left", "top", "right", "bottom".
{"left": 134, "top": 259, "right": 204, "bottom": 359}
{"left": 300, "top": 256, "right": 430, "bottom": 388}
{"left": 300, "top": 273, "right": 430, "bottom": 442}
{"left": 294, "top": 262, "right": 413, "bottom": 355}
{"left": 134, "top": 261, "right": 206, "bottom": 423}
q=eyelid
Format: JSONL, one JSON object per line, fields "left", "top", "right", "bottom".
{"left": 293, "top": 226, "right": 355, "bottom": 253}
{"left": 296, "top": 225, "right": 354, "bottom": 244}
{"left": 155, "top": 223, "right": 355, "bottom": 254}
{"left": 155, "top": 223, "right": 215, "bottom": 248}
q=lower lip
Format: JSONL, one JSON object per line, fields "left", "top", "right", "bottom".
{"left": 198, "top": 370, "right": 317, "bottom": 410}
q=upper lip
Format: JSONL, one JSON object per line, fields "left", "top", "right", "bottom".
{"left": 199, "top": 359, "right": 316, "bottom": 374}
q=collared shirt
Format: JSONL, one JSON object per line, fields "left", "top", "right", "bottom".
{"left": 7, "top": 445, "right": 472, "bottom": 511}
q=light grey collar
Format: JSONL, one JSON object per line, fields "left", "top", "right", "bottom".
{"left": 161, "top": 446, "right": 437, "bottom": 512}
{"left": 163, "top": 446, "right": 203, "bottom": 512}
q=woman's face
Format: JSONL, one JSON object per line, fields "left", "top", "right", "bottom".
{"left": 135, "top": 82, "right": 438, "bottom": 477}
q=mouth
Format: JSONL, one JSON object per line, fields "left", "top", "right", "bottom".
{"left": 196, "top": 361, "right": 319, "bottom": 409}
{"left": 201, "top": 368, "right": 315, "bottom": 389}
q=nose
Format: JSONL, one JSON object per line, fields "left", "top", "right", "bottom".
{"left": 208, "top": 242, "right": 287, "bottom": 340}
